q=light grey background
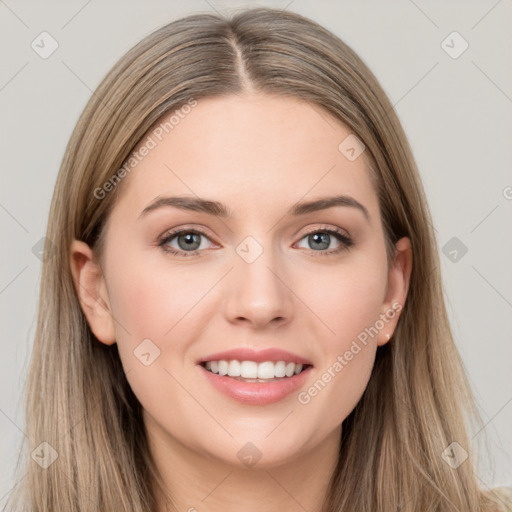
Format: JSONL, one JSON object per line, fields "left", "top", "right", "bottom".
{"left": 1, "top": 0, "right": 511, "bottom": 503}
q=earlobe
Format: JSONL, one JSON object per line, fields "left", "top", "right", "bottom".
{"left": 378, "top": 236, "right": 412, "bottom": 346}
{"left": 69, "top": 239, "right": 116, "bottom": 345}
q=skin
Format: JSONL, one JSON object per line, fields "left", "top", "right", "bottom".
{"left": 70, "top": 92, "right": 412, "bottom": 512}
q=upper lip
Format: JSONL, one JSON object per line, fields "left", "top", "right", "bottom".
{"left": 197, "top": 348, "right": 312, "bottom": 366}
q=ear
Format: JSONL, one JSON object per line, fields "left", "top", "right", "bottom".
{"left": 377, "top": 236, "right": 412, "bottom": 346}
{"left": 69, "top": 239, "right": 116, "bottom": 345}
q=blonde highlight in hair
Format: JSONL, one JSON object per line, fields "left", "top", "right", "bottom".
{"left": 7, "top": 7, "right": 509, "bottom": 511}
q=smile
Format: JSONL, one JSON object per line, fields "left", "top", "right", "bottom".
{"left": 201, "top": 359, "right": 309, "bottom": 380}
{"left": 198, "top": 362, "right": 313, "bottom": 405}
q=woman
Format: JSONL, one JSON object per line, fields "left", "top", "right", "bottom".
{"left": 7, "top": 7, "right": 511, "bottom": 512}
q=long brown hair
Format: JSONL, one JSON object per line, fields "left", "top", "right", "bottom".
{"left": 6, "top": 7, "right": 509, "bottom": 511}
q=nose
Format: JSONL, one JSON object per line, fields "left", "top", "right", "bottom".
{"left": 223, "top": 242, "right": 293, "bottom": 330}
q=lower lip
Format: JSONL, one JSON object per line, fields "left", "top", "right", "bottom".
{"left": 198, "top": 364, "right": 313, "bottom": 405}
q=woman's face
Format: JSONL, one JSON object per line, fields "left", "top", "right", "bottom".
{"left": 72, "top": 92, "right": 411, "bottom": 469}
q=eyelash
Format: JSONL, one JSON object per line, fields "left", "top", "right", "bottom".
{"left": 158, "top": 226, "right": 354, "bottom": 258}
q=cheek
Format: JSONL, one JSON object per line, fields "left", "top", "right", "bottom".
{"left": 306, "top": 256, "right": 388, "bottom": 349}
{"left": 105, "top": 246, "right": 203, "bottom": 341}
{"left": 103, "top": 252, "right": 204, "bottom": 415}
{"left": 104, "top": 247, "right": 221, "bottom": 388}
{"left": 110, "top": 272, "right": 175, "bottom": 340}
{"left": 296, "top": 254, "right": 386, "bottom": 416}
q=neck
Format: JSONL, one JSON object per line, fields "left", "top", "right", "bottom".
{"left": 145, "top": 413, "right": 340, "bottom": 512}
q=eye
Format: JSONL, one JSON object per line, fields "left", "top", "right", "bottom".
{"left": 158, "top": 228, "right": 215, "bottom": 257}
{"left": 158, "top": 226, "right": 353, "bottom": 258}
{"left": 295, "top": 227, "right": 353, "bottom": 256}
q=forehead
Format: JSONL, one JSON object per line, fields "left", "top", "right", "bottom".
{"left": 110, "top": 93, "right": 379, "bottom": 223}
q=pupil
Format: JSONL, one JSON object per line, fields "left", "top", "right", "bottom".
{"left": 311, "top": 232, "right": 329, "bottom": 250}
{"left": 179, "top": 233, "right": 200, "bottom": 250}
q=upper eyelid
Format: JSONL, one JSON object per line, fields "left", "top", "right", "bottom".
{"left": 300, "top": 225, "right": 350, "bottom": 237}
{"left": 160, "top": 225, "right": 216, "bottom": 241}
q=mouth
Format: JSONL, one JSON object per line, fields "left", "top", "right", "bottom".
{"left": 200, "top": 359, "right": 312, "bottom": 382}
{"left": 196, "top": 348, "right": 314, "bottom": 405}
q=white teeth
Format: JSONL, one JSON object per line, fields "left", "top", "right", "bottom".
{"left": 218, "top": 360, "right": 229, "bottom": 376}
{"left": 227, "top": 360, "right": 241, "bottom": 377}
{"left": 203, "top": 360, "right": 308, "bottom": 379}
{"left": 240, "top": 360, "right": 258, "bottom": 378}
{"left": 257, "top": 361, "right": 275, "bottom": 379}
{"left": 274, "top": 361, "right": 286, "bottom": 378}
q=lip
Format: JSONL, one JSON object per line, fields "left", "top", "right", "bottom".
{"left": 197, "top": 347, "right": 312, "bottom": 365}
{"left": 198, "top": 364, "right": 313, "bottom": 405}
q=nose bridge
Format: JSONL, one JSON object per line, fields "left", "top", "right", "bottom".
{"left": 225, "top": 234, "right": 292, "bottom": 327}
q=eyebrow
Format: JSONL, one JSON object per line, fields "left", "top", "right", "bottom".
{"left": 139, "top": 194, "right": 370, "bottom": 222}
